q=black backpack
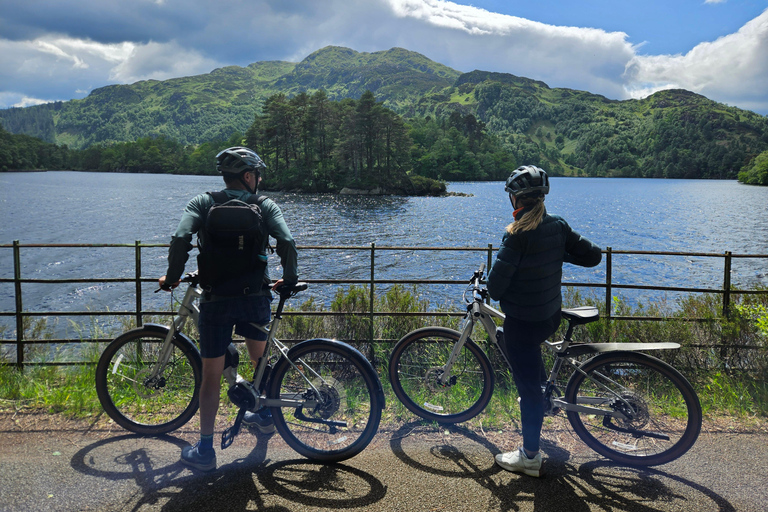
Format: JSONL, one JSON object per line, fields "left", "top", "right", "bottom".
{"left": 196, "top": 191, "right": 269, "bottom": 297}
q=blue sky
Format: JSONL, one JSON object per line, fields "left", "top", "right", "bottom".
{"left": 471, "top": 0, "right": 765, "bottom": 55}
{"left": 1, "top": 0, "right": 767, "bottom": 114}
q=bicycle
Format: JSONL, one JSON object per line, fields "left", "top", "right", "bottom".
{"left": 96, "top": 271, "right": 384, "bottom": 462}
{"left": 388, "top": 264, "right": 702, "bottom": 466}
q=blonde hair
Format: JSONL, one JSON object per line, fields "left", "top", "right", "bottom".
{"left": 506, "top": 196, "right": 545, "bottom": 234}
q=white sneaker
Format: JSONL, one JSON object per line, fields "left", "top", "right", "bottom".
{"left": 495, "top": 447, "right": 542, "bottom": 477}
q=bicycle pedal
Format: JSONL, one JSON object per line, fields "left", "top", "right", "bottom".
{"left": 221, "top": 408, "right": 246, "bottom": 449}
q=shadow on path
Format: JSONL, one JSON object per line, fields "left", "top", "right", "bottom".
{"left": 70, "top": 430, "right": 386, "bottom": 511}
{"left": 389, "top": 421, "right": 736, "bottom": 512}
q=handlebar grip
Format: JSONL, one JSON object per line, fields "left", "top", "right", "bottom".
{"left": 479, "top": 263, "right": 485, "bottom": 274}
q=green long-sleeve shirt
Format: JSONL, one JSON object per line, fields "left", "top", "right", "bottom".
{"left": 165, "top": 189, "right": 298, "bottom": 296}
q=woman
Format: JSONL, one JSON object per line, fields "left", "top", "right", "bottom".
{"left": 487, "top": 165, "right": 602, "bottom": 477}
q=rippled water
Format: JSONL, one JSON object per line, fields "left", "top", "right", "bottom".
{"left": 1, "top": 172, "right": 767, "bottom": 337}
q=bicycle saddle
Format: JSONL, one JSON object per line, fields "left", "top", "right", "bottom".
{"left": 561, "top": 306, "right": 599, "bottom": 325}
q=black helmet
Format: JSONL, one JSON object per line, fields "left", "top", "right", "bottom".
{"left": 505, "top": 165, "right": 550, "bottom": 198}
{"left": 216, "top": 147, "right": 266, "bottom": 176}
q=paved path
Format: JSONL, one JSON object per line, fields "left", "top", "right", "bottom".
{"left": 1, "top": 413, "right": 766, "bottom": 512}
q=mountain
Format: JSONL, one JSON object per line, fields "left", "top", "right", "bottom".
{"left": 0, "top": 46, "right": 459, "bottom": 150}
{"left": 1, "top": 46, "right": 767, "bottom": 179}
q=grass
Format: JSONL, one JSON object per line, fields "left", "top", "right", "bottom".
{"left": 1, "top": 285, "right": 767, "bottom": 430}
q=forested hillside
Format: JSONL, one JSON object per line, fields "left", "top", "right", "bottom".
{"left": 245, "top": 90, "right": 513, "bottom": 192}
{"left": 1, "top": 45, "right": 767, "bottom": 182}
{"left": 1, "top": 91, "right": 512, "bottom": 195}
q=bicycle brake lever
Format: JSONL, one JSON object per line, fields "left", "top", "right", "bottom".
{"left": 221, "top": 408, "right": 246, "bottom": 449}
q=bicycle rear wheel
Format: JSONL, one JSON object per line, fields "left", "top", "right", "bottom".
{"left": 389, "top": 327, "right": 494, "bottom": 423}
{"left": 565, "top": 351, "right": 701, "bottom": 466}
{"left": 267, "top": 339, "right": 383, "bottom": 462}
{"left": 95, "top": 327, "right": 201, "bottom": 435}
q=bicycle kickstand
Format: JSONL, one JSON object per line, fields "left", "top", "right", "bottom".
{"left": 221, "top": 408, "right": 247, "bottom": 449}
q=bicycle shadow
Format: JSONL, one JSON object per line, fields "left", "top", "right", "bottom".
{"left": 70, "top": 430, "right": 386, "bottom": 511}
{"left": 388, "top": 421, "right": 736, "bottom": 512}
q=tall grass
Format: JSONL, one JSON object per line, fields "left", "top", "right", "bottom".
{"left": 2, "top": 284, "right": 767, "bottom": 422}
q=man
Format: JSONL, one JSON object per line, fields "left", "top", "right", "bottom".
{"left": 159, "top": 146, "right": 298, "bottom": 472}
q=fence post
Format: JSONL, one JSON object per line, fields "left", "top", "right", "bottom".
{"left": 369, "top": 243, "right": 376, "bottom": 362}
{"left": 135, "top": 241, "right": 143, "bottom": 327}
{"left": 486, "top": 243, "right": 493, "bottom": 304}
{"left": 605, "top": 247, "right": 612, "bottom": 325}
{"left": 723, "top": 251, "right": 732, "bottom": 319}
{"left": 13, "top": 240, "right": 23, "bottom": 370}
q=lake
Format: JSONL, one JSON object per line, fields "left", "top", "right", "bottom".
{"left": 1, "top": 172, "right": 767, "bottom": 338}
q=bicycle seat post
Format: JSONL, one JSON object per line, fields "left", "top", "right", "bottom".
{"left": 564, "top": 320, "right": 577, "bottom": 343}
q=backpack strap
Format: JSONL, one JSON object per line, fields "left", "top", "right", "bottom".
{"left": 246, "top": 194, "right": 265, "bottom": 205}
{"left": 207, "top": 191, "right": 229, "bottom": 204}
{"left": 247, "top": 194, "right": 274, "bottom": 254}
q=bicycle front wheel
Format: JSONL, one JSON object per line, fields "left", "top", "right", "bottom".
{"left": 95, "top": 327, "right": 202, "bottom": 435}
{"left": 267, "top": 339, "right": 383, "bottom": 462}
{"left": 565, "top": 351, "right": 701, "bottom": 466}
{"left": 389, "top": 327, "right": 494, "bottom": 423}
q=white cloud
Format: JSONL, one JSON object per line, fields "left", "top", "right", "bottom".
{"left": 384, "top": 0, "right": 636, "bottom": 97}
{"left": 1, "top": 0, "right": 766, "bottom": 114}
{"left": 14, "top": 96, "right": 50, "bottom": 108}
{"left": 624, "top": 9, "right": 768, "bottom": 110}
{"left": 0, "top": 92, "right": 49, "bottom": 108}
{"left": 109, "top": 40, "right": 219, "bottom": 83}
{"left": 0, "top": 34, "right": 220, "bottom": 107}
{"left": 384, "top": 0, "right": 768, "bottom": 112}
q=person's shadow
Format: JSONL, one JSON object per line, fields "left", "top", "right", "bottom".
{"left": 388, "top": 421, "right": 736, "bottom": 512}
{"left": 70, "top": 430, "right": 386, "bottom": 511}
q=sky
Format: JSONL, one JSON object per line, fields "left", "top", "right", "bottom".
{"left": 1, "top": 0, "right": 767, "bottom": 115}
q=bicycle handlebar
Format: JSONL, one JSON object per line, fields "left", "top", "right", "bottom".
{"left": 155, "top": 272, "right": 308, "bottom": 299}
{"left": 464, "top": 264, "right": 489, "bottom": 304}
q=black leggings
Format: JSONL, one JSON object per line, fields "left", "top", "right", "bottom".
{"left": 503, "top": 311, "right": 561, "bottom": 453}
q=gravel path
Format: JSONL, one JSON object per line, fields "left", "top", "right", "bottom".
{"left": 1, "top": 412, "right": 766, "bottom": 512}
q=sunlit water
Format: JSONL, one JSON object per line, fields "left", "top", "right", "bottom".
{"left": 1, "top": 172, "right": 766, "bottom": 339}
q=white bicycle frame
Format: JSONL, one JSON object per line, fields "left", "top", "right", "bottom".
{"left": 444, "top": 286, "right": 643, "bottom": 421}
{"left": 150, "top": 280, "right": 328, "bottom": 412}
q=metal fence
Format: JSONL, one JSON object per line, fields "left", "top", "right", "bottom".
{"left": 2, "top": 240, "right": 767, "bottom": 368}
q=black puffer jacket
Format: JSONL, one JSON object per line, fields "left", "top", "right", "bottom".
{"left": 487, "top": 208, "right": 602, "bottom": 321}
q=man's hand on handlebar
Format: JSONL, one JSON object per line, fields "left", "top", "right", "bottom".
{"left": 158, "top": 275, "right": 180, "bottom": 292}
{"left": 273, "top": 279, "right": 308, "bottom": 297}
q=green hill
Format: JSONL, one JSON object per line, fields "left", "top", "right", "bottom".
{"left": 0, "top": 46, "right": 459, "bottom": 150}
{"left": 1, "top": 45, "right": 767, "bottom": 179}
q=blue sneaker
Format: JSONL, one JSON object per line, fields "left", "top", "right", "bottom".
{"left": 181, "top": 441, "right": 216, "bottom": 472}
{"left": 243, "top": 407, "right": 276, "bottom": 435}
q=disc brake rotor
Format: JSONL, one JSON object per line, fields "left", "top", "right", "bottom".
{"left": 134, "top": 368, "right": 162, "bottom": 399}
{"left": 613, "top": 393, "right": 650, "bottom": 429}
{"left": 310, "top": 377, "right": 346, "bottom": 419}
{"left": 425, "top": 367, "right": 455, "bottom": 391}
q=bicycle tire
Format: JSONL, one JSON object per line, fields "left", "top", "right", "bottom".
{"left": 388, "top": 327, "right": 494, "bottom": 424}
{"left": 267, "top": 339, "right": 383, "bottom": 462}
{"left": 564, "top": 351, "right": 701, "bottom": 466}
{"left": 95, "top": 326, "right": 202, "bottom": 435}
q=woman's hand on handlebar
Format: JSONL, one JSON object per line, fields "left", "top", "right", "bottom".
{"left": 158, "top": 275, "right": 180, "bottom": 292}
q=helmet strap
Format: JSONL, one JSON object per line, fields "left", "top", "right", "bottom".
{"left": 239, "top": 172, "right": 257, "bottom": 194}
